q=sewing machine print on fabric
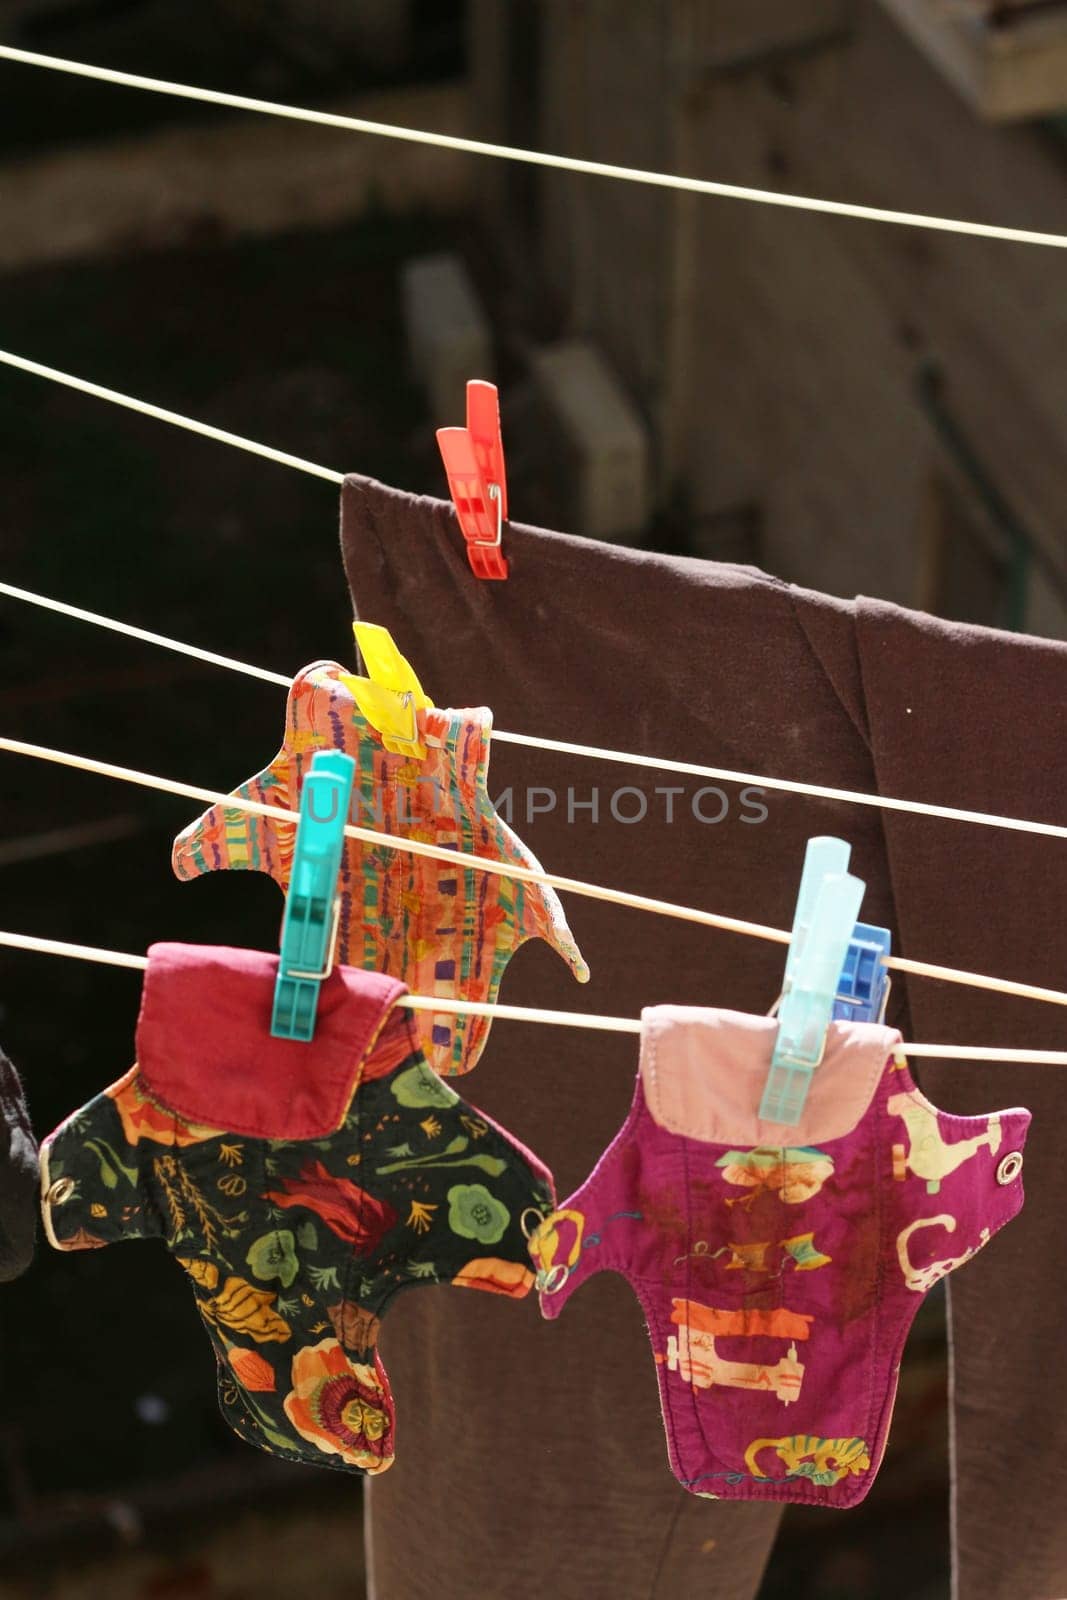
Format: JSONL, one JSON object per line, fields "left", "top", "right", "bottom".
{"left": 40, "top": 944, "right": 555, "bottom": 1475}
{"left": 528, "top": 1006, "right": 1029, "bottom": 1507}
{"left": 171, "top": 661, "right": 589, "bottom": 1076}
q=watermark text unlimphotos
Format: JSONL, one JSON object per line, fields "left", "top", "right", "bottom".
{"left": 343, "top": 779, "right": 769, "bottom": 827}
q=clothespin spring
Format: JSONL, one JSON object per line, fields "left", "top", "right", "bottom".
{"left": 283, "top": 895, "right": 341, "bottom": 983}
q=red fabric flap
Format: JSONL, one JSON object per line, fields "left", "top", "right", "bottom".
{"left": 136, "top": 943, "right": 408, "bottom": 1139}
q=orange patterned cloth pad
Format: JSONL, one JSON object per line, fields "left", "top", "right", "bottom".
{"left": 172, "top": 661, "right": 589, "bottom": 1075}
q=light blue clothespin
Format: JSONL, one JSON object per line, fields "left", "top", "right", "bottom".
{"left": 833, "top": 921, "right": 891, "bottom": 1025}
{"left": 271, "top": 749, "right": 356, "bottom": 1042}
{"left": 759, "top": 837, "right": 866, "bottom": 1126}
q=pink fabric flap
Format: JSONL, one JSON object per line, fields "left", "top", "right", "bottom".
{"left": 136, "top": 943, "right": 408, "bottom": 1139}
{"left": 639, "top": 1006, "right": 902, "bottom": 1147}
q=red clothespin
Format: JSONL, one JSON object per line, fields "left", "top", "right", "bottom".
{"left": 436, "top": 379, "right": 509, "bottom": 580}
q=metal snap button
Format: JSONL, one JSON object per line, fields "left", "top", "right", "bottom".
{"left": 45, "top": 1177, "right": 75, "bottom": 1205}
{"left": 996, "top": 1152, "right": 1023, "bottom": 1185}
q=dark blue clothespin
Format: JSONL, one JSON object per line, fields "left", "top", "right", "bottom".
{"left": 833, "top": 921, "right": 891, "bottom": 1025}
{"left": 271, "top": 749, "right": 356, "bottom": 1042}
{"left": 759, "top": 837, "right": 866, "bottom": 1126}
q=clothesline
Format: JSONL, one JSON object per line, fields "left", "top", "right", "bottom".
{"left": 2, "top": 732, "right": 1065, "bottom": 1010}
{"left": 0, "top": 352, "right": 344, "bottom": 484}
{"left": 2, "top": 42, "right": 1067, "bottom": 252}
{"left": 2, "top": 927, "right": 1065, "bottom": 1063}
{"left": 3, "top": 575, "right": 1065, "bottom": 843}
{"left": 0, "top": 73, "right": 1062, "bottom": 1021}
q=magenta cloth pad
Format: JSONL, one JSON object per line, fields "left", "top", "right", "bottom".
{"left": 529, "top": 1007, "right": 1030, "bottom": 1507}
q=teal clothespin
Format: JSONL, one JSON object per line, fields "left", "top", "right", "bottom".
{"left": 271, "top": 749, "right": 356, "bottom": 1042}
{"left": 759, "top": 837, "right": 866, "bottom": 1126}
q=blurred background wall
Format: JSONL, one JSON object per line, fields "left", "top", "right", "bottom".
{"left": 470, "top": 0, "right": 1067, "bottom": 632}
{"left": 1, "top": 3, "right": 1064, "bottom": 1597}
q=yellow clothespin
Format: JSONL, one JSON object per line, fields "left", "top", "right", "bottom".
{"left": 339, "top": 622, "right": 433, "bottom": 758}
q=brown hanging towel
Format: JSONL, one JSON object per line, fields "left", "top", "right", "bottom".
{"left": 341, "top": 474, "right": 1067, "bottom": 1600}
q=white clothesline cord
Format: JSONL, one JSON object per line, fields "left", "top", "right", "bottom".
{"left": 0, "top": 931, "right": 635, "bottom": 1036}
{"left": 1, "top": 928, "right": 1064, "bottom": 1061}
{"left": 489, "top": 731, "right": 1067, "bottom": 840}
{"left": 0, "top": 581, "right": 292, "bottom": 689}
{"left": 0, "top": 352, "right": 344, "bottom": 486}
{"left": 3, "top": 576, "right": 1066, "bottom": 843}
{"left": 2, "top": 43, "right": 1067, "bottom": 252}
{"left": 0, "top": 732, "right": 790, "bottom": 945}
{"left": 2, "top": 733, "right": 1065, "bottom": 1009}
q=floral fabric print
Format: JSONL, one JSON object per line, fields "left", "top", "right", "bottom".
{"left": 171, "top": 661, "right": 589, "bottom": 1075}
{"left": 40, "top": 946, "right": 553, "bottom": 1476}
